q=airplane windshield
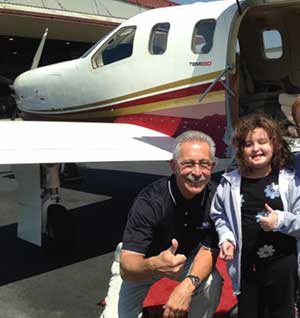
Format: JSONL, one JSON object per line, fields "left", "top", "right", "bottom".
{"left": 81, "top": 37, "right": 105, "bottom": 58}
{"left": 80, "top": 28, "right": 118, "bottom": 58}
{"left": 91, "top": 26, "right": 136, "bottom": 68}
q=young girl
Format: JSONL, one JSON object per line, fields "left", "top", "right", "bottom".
{"left": 211, "top": 113, "right": 300, "bottom": 318}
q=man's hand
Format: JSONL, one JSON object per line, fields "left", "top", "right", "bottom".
{"left": 120, "top": 239, "right": 186, "bottom": 281}
{"left": 259, "top": 203, "right": 278, "bottom": 232}
{"left": 219, "top": 241, "right": 235, "bottom": 261}
{"left": 163, "top": 278, "right": 194, "bottom": 317}
{"left": 155, "top": 239, "right": 187, "bottom": 279}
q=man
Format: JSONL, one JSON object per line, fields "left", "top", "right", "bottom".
{"left": 100, "top": 130, "right": 222, "bottom": 318}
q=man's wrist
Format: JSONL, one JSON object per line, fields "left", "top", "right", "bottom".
{"left": 182, "top": 276, "right": 197, "bottom": 294}
{"left": 144, "top": 256, "right": 158, "bottom": 275}
{"left": 186, "top": 274, "right": 202, "bottom": 292}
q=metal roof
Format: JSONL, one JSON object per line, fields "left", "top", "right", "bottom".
{"left": 125, "top": 0, "right": 178, "bottom": 8}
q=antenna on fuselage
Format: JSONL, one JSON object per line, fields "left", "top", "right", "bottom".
{"left": 236, "top": 0, "right": 242, "bottom": 14}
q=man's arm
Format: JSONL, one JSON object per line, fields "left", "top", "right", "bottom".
{"left": 189, "top": 245, "right": 218, "bottom": 279}
{"left": 120, "top": 239, "right": 187, "bottom": 282}
{"left": 163, "top": 246, "right": 218, "bottom": 317}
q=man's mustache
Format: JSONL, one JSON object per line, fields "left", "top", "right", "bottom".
{"left": 186, "top": 173, "right": 208, "bottom": 184}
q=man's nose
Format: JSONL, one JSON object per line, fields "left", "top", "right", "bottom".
{"left": 192, "top": 164, "right": 202, "bottom": 175}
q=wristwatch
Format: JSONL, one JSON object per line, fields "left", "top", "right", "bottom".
{"left": 186, "top": 274, "right": 202, "bottom": 290}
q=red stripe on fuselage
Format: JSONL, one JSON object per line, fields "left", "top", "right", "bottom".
{"left": 97, "top": 81, "right": 224, "bottom": 111}
{"left": 115, "top": 113, "right": 227, "bottom": 158}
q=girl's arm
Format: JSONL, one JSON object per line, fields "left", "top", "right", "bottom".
{"left": 210, "top": 181, "right": 236, "bottom": 247}
{"left": 260, "top": 177, "right": 300, "bottom": 237}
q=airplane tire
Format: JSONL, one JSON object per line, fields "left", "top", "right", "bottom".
{"left": 45, "top": 204, "right": 76, "bottom": 253}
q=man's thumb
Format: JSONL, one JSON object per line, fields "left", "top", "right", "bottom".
{"left": 169, "top": 238, "right": 178, "bottom": 255}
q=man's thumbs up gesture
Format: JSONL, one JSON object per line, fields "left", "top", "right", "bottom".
{"left": 155, "top": 239, "right": 187, "bottom": 279}
{"left": 169, "top": 238, "right": 179, "bottom": 255}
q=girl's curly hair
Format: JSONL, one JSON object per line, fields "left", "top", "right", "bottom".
{"left": 232, "top": 113, "right": 292, "bottom": 173}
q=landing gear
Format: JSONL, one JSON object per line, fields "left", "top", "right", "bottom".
{"left": 59, "top": 163, "right": 81, "bottom": 184}
{"left": 14, "top": 163, "right": 78, "bottom": 250}
{"left": 41, "top": 164, "right": 75, "bottom": 252}
{"left": 44, "top": 204, "right": 75, "bottom": 253}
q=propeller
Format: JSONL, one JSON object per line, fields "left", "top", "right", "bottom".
{"left": 0, "top": 28, "right": 49, "bottom": 120}
{"left": 31, "top": 28, "right": 48, "bottom": 70}
{"left": 0, "top": 75, "right": 13, "bottom": 87}
{"left": 0, "top": 74, "right": 15, "bottom": 118}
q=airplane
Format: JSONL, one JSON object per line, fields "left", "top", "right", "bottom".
{"left": 0, "top": 0, "right": 300, "bottom": 247}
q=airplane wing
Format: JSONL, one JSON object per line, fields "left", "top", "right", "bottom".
{"left": 0, "top": 121, "right": 174, "bottom": 164}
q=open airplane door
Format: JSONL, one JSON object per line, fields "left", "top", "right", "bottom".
{"left": 225, "top": 0, "right": 300, "bottom": 141}
{"left": 237, "top": 0, "right": 297, "bottom": 6}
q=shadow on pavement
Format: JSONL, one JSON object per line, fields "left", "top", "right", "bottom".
{"left": 0, "top": 167, "right": 164, "bottom": 286}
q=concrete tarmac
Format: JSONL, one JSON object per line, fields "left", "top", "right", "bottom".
{"left": 0, "top": 161, "right": 171, "bottom": 318}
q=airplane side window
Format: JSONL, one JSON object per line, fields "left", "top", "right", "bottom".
{"left": 262, "top": 29, "right": 282, "bottom": 59}
{"left": 192, "top": 19, "right": 216, "bottom": 54}
{"left": 149, "top": 23, "right": 170, "bottom": 55}
{"left": 92, "top": 26, "right": 136, "bottom": 68}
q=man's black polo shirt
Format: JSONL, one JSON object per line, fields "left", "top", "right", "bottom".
{"left": 122, "top": 175, "right": 218, "bottom": 257}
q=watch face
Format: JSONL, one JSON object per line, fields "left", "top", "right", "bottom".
{"left": 193, "top": 277, "right": 201, "bottom": 287}
{"left": 188, "top": 275, "right": 201, "bottom": 288}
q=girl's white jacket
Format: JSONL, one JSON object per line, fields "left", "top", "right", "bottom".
{"left": 211, "top": 168, "right": 300, "bottom": 295}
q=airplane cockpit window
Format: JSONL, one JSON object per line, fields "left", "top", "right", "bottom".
{"left": 192, "top": 19, "right": 216, "bottom": 54}
{"left": 149, "top": 23, "right": 170, "bottom": 55}
{"left": 81, "top": 36, "right": 105, "bottom": 58}
{"left": 262, "top": 29, "right": 282, "bottom": 59}
{"left": 92, "top": 26, "right": 136, "bottom": 68}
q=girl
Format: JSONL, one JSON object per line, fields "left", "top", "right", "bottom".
{"left": 211, "top": 113, "right": 300, "bottom": 318}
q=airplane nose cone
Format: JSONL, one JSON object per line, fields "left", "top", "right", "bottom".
{"left": 14, "top": 60, "right": 82, "bottom": 114}
{"left": 14, "top": 65, "right": 71, "bottom": 114}
{"left": 14, "top": 70, "right": 50, "bottom": 112}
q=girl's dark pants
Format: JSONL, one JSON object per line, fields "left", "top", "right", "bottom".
{"left": 238, "top": 253, "right": 298, "bottom": 318}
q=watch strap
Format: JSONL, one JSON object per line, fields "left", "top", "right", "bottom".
{"left": 186, "top": 274, "right": 202, "bottom": 290}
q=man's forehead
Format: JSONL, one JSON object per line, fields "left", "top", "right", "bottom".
{"left": 179, "top": 141, "right": 211, "bottom": 155}
{"left": 180, "top": 140, "right": 210, "bottom": 148}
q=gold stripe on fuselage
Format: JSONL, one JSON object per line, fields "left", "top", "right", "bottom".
{"left": 34, "top": 70, "right": 224, "bottom": 113}
{"left": 93, "top": 90, "right": 225, "bottom": 118}
{"left": 39, "top": 89, "right": 225, "bottom": 120}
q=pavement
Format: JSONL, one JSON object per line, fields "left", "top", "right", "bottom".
{"left": 0, "top": 161, "right": 171, "bottom": 318}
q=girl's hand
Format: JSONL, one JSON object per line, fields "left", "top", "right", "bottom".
{"left": 220, "top": 241, "right": 235, "bottom": 261}
{"left": 259, "top": 203, "right": 278, "bottom": 232}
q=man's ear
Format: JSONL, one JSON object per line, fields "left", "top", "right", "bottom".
{"left": 211, "top": 160, "right": 217, "bottom": 171}
{"left": 170, "top": 159, "right": 177, "bottom": 173}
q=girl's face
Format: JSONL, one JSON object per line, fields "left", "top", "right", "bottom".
{"left": 243, "top": 127, "right": 273, "bottom": 172}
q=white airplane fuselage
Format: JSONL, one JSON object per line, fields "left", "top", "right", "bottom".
{"left": 13, "top": 0, "right": 300, "bottom": 160}
{"left": 14, "top": 1, "right": 234, "bottom": 158}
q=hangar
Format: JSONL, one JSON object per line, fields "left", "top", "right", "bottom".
{"left": 0, "top": 0, "right": 176, "bottom": 115}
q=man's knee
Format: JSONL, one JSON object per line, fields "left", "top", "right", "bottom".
{"left": 188, "top": 270, "right": 222, "bottom": 318}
